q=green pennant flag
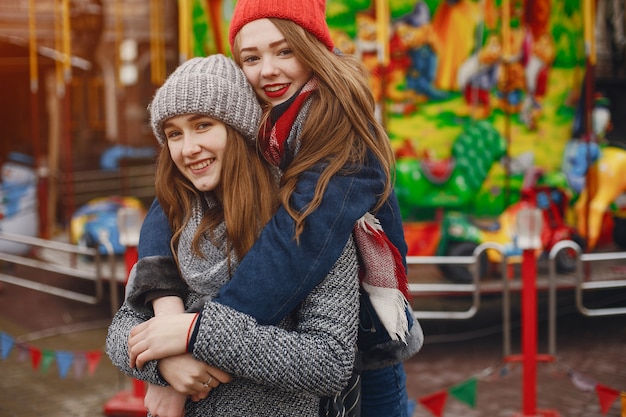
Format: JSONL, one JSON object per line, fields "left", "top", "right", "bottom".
{"left": 449, "top": 377, "right": 478, "bottom": 408}
{"left": 40, "top": 349, "right": 56, "bottom": 374}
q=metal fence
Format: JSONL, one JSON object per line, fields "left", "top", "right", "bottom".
{"left": 0, "top": 231, "right": 123, "bottom": 314}
{"left": 2, "top": 230, "right": 624, "bottom": 356}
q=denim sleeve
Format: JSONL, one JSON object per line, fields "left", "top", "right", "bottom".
{"left": 138, "top": 198, "right": 173, "bottom": 259}
{"left": 214, "top": 160, "right": 386, "bottom": 325}
{"left": 137, "top": 159, "right": 392, "bottom": 326}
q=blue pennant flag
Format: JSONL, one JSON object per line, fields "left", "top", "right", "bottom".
{"left": 1, "top": 332, "right": 15, "bottom": 360}
{"left": 56, "top": 351, "right": 74, "bottom": 379}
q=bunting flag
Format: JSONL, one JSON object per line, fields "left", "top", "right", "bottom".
{"left": 0, "top": 331, "right": 103, "bottom": 379}
{"left": 596, "top": 384, "right": 621, "bottom": 415}
{"left": 1, "top": 332, "right": 14, "bottom": 359}
{"left": 29, "top": 346, "right": 42, "bottom": 370}
{"left": 449, "top": 377, "right": 478, "bottom": 408}
{"left": 41, "top": 350, "right": 55, "bottom": 374}
{"left": 419, "top": 390, "right": 448, "bottom": 417}
{"left": 73, "top": 353, "right": 87, "bottom": 379}
{"left": 565, "top": 365, "right": 624, "bottom": 415}
{"left": 56, "top": 351, "right": 75, "bottom": 379}
{"left": 86, "top": 351, "right": 103, "bottom": 376}
{"left": 414, "top": 361, "right": 625, "bottom": 416}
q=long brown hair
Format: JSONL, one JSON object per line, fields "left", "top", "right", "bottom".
{"left": 232, "top": 18, "right": 396, "bottom": 240}
{"left": 154, "top": 124, "right": 279, "bottom": 263}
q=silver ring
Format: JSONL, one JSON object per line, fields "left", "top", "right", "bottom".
{"left": 203, "top": 376, "right": 213, "bottom": 388}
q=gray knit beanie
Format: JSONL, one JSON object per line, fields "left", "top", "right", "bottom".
{"left": 149, "top": 54, "right": 261, "bottom": 145}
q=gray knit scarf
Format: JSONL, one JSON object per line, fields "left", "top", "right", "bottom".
{"left": 177, "top": 196, "right": 237, "bottom": 298}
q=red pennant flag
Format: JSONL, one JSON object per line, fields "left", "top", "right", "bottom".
{"left": 29, "top": 346, "right": 42, "bottom": 370}
{"left": 596, "top": 384, "right": 620, "bottom": 415}
{"left": 419, "top": 390, "right": 448, "bottom": 417}
{"left": 86, "top": 350, "right": 102, "bottom": 376}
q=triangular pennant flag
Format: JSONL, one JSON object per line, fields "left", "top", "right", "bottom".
{"left": 40, "top": 350, "right": 56, "bottom": 374}
{"left": 56, "top": 351, "right": 74, "bottom": 379}
{"left": 596, "top": 384, "right": 620, "bottom": 415}
{"left": 73, "top": 352, "right": 87, "bottom": 379}
{"left": 29, "top": 346, "right": 42, "bottom": 370}
{"left": 86, "top": 350, "right": 102, "bottom": 376}
{"left": 0, "top": 332, "right": 14, "bottom": 359}
{"left": 569, "top": 369, "right": 597, "bottom": 392}
{"left": 449, "top": 377, "right": 478, "bottom": 408}
{"left": 621, "top": 392, "right": 626, "bottom": 417}
{"left": 419, "top": 390, "right": 448, "bottom": 417}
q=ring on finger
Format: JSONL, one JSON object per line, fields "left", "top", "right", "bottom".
{"left": 202, "top": 376, "right": 213, "bottom": 388}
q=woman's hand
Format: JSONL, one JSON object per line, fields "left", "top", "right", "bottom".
{"left": 158, "top": 354, "right": 232, "bottom": 398}
{"left": 129, "top": 313, "right": 196, "bottom": 369}
{"left": 144, "top": 383, "right": 187, "bottom": 417}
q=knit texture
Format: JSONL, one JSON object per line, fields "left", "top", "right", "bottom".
{"left": 228, "top": 0, "right": 335, "bottom": 51}
{"left": 149, "top": 54, "right": 261, "bottom": 145}
{"left": 106, "top": 194, "right": 360, "bottom": 417}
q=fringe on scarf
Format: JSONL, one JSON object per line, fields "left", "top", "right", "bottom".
{"left": 354, "top": 213, "right": 411, "bottom": 343}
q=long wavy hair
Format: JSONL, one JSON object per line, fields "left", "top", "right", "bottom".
{"left": 232, "top": 18, "right": 396, "bottom": 240}
{"left": 154, "top": 124, "right": 279, "bottom": 264}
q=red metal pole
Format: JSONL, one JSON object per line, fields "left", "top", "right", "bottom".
{"left": 521, "top": 248, "right": 537, "bottom": 415}
{"left": 508, "top": 206, "right": 559, "bottom": 417}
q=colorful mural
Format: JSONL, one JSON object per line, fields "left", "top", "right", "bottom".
{"left": 190, "top": 1, "right": 625, "bottom": 256}
{"left": 321, "top": 0, "right": 586, "bottom": 220}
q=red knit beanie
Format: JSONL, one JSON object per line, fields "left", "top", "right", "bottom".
{"left": 228, "top": 0, "right": 335, "bottom": 51}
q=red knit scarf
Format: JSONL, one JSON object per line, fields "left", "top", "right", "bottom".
{"left": 259, "top": 79, "right": 317, "bottom": 166}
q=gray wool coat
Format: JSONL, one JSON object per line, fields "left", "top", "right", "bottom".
{"left": 106, "top": 199, "right": 360, "bottom": 417}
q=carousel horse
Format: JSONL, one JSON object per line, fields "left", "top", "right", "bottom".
{"left": 571, "top": 144, "right": 626, "bottom": 249}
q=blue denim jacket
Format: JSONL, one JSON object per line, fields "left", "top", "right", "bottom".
{"left": 138, "top": 152, "right": 420, "bottom": 367}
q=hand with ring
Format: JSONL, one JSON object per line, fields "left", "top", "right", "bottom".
{"left": 157, "top": 354, "right": 232, "bottom": 399}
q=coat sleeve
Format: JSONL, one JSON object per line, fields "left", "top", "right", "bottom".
{"left": 191, "top": 237, "right": 360, "bottom": 397}
{"left": 105, "top": 302, "right": 167, "bottom": 386}
{"left": 124, "top": 256, "right": 189, "bottom": 315}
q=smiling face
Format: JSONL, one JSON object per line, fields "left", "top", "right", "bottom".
{"left": 164, "top": 114, "right": 228, "bottom": 192}
{"left": 235, "top": 18, "right": 313, "bottom": 106}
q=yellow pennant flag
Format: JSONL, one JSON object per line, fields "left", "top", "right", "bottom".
{"left": 621, "top": 392, "right": 626, "bottom": 417}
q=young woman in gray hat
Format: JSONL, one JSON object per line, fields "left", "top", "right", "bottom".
{"left": 106, "top": 53, "right": 360, "bottom": 417}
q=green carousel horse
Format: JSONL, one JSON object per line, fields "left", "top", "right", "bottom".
{"left": 395, "top": 121, "right": 507, "bottom": 219}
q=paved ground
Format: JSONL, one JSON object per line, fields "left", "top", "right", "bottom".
{"left": 1, "top": 261, "right": 625, "bottom": 417}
